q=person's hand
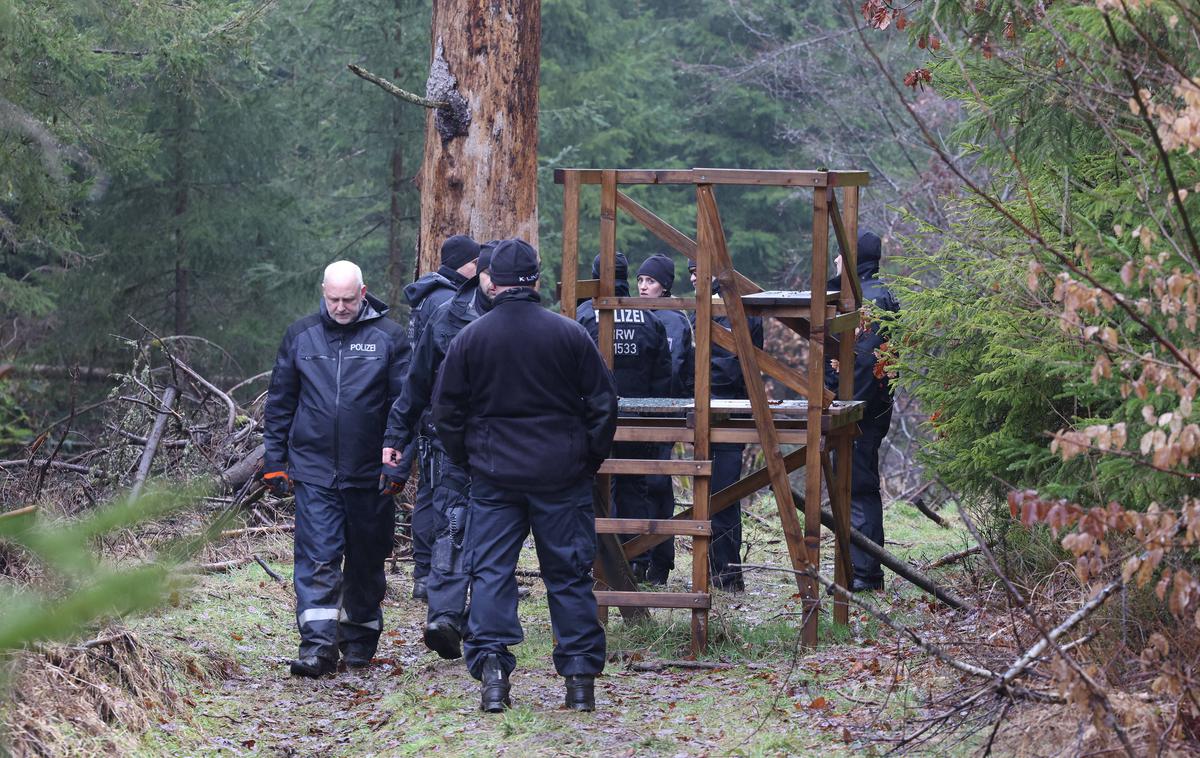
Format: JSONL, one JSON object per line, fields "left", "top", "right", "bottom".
{"left": 382, "top": 446, "right": 401, "bottom": 465}
{"left": 379, "top": 462, "right": 406, "bottom": 496}
{"left": 259, "top": 467, "right": 292, "bottom": 497}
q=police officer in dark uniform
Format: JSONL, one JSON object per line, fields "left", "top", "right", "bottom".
{"left": 383, "top": 243, "right": 496, "bottom": 660}
{"left": 825, "top": 231, "right": 898, "bottom": 592}
{"left": 688, "top": 259, "right": 764, "bottom": 592}
{"left": 636, "top": 253, "right": 694, "bottom": 585}
{"left": 576, "top": 252, "right": 671, "bottom": 580}
{"left": 261, "top": 260, "right": 411, "bottom": 677}
{"left": 403, "top": 235, "right": 480, "bottom": 601}
{"left": 432, "top": 239, "right": 617, "bottom": 713}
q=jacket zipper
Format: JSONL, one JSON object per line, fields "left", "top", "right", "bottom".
{"left": 334, "top": 340, "right": 343, "bottom": 479}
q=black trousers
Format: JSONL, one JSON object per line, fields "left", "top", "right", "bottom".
{"left": 610, "top": 441, "right": 656, "bottom": 566}
{"left": 293, "top": 481, "right": 396, "bottom": 661}
{"left": 410, "top": 436, "right": 437, "bottom": 581}
{"left": 709, "top": 443, "right": 745, "bottom": 584}
{"left": 427, "top": 448, "right": 471, "bottom": 630}
{"left": 463, "top": 477, "right": 605, "bottom": 680}
{"left": 845, "top": 419, "right": 890, "bottom": 584}
{"left": 646, "top": 442, "right": 676, "bottom": 574}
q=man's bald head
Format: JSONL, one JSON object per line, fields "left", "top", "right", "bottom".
{"left": 322, "top": 260, "right": 367, "bottom": 324}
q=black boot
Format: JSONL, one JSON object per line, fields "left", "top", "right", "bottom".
{"left": 342, "top": 642, "right": 376, "bottom": 669}
{"left": 479, "top": 653, "right": 511, "bottom": 713}
{"left": 564, "top": 674, "right": 595, "bottom": 712}
{"left": 289, "top": 655, "right": 336, "bottom": 678}
{"left": 412, "top": 576, "right": 428, "bottom": 601}
{"left": 423, "top": 619, "right": 463, "bottom": 660}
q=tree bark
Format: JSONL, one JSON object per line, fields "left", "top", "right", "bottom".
{"left": 386, "top": 0, "right": 411, "bottom": 306}
{"left": 416, "top": 0, "right": 541, "bottom": 275}
{"left": 173, "top": 96, "right": 191, "bottom": 335}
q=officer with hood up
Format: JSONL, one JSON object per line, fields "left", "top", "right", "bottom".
{"left": 403, "top": 235, "right": 480, "bottom": 600}
{"left": 824, "top": 231, "right": 899, "bottom": 592}
{"left": 261, "top": 260, "right": 411, "bottom": 677}
{"left": 576, "top": 252, "right": 672, "bottom": 580}
{"left": 688, "top": 259, "right": 764, "bottom": 592}
{"left": 383, "top": 242, "right": 497, "bottom": 660}
{"left": 635, "top": 253, "right": 694, "bottom": 585}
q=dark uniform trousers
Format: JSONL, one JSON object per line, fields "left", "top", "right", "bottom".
{"left": 293, "top": 481, "right": 396, "bottom": 661}
{"left": 610, "top": 441, "right": 657, "bottom": 567}
{"left": 842, "top": 409, "right": 892, "bottom": 585}
{"left": 646, "top": 442, "right": 676, "bottom": 574}
{"left": 411, "top": 437, "right": 437, "bottom": 582}
{"left": 426, "top": 444, "right": 471, "bottom": 629}
{"left": 463, "top": 477, "right": 605, "bottom": 681}
{"left": 709, "top": 443, "right": 745, "bottom": 584}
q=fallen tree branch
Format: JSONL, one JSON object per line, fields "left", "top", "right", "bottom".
{"left": 347, "top": 64, "right": 447, "bottom": 108}
{"left": 130, "top": 385, "right": 178, "bottom": 500}
{"left": 217, "top": 443, "right": 264, "bottom": 494}
{"left": 253, "top": 555, "right": 284, "bottom": 583}
{"left": 0, "top": 459, "right": 92, "bottom": 474}
{"left": 912, "top": 497, "right": 948, "bottom": 528}
{"left": 165, "top": 354, "right": 237, "bottom": 433}
{"left": 627, "top": 660, "right": 733, "bottom": 672}
{"left": 220, "top": 524, "right": 294, "bottom": 539}
{"left": 805, "top": 490, "right": 972, "bottom": 610}
{"left": 0, "top": 505, "right": 37, "bottom": 520}
{"left": 185, "top": 557, "right": 253, "bottom": 573}
{"left": 922, "top": 545, "right": 982, "bottom": 571}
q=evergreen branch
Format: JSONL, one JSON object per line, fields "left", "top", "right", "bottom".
{"left": 1101, "top": 12, "right": 1200, "bottom": 269}
{"left": 844, "top": 2, "right": 1200, "bottom": 386}
{"left": 347, "top": 64, "right": 446, "bottom": 109}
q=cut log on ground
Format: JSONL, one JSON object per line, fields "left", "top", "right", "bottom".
{"left": 130, "top": 385, "right": 179, "bottom": 499}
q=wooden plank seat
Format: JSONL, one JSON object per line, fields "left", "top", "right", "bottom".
{"left": 593, "top": 591, "right": 711, "bottom": 609}
{"left": 594, "top": 518, "right": 711, "bottom": 536}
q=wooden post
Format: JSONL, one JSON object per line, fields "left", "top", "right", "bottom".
{"left": 802, "top": 186, "right": 831, "bottom": 645}
{"left": 692, "top": 184, "right": 714, "bottom": 655}
{"left": 598, "top": 170, "right": 617, "bottom": 370}
{"left": 560, "top": 170, "right": 581, "bottom": 318}
{"left": 833, "top": 185, "right": 859, "bottom": 625}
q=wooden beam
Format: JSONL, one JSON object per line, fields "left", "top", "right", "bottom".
{"left": 594, "top": 591, "right": 711, "bottom": 609}
{"left": 595, "top": 518, "right": 712, "bottom": 536}
{"left": 596, "top": 459, "right": 712, "bottom": 476}
{"left": 829, "top": 191, "right": 863, "bottom": 309}
{"left": 560, "top": 170, "right": 581, "bottom": 318}
{"left": 691, "top": 183, "right": 715, "bottom": 656}
{"left": 599, "top": 170, "right": 617, "bottom": 370}
{"left": 621, "top": 446, "right": 808, "bottom": 559}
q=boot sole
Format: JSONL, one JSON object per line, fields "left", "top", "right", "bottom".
{"left": 424, "top": 627, "right": 463, "bottom": 660}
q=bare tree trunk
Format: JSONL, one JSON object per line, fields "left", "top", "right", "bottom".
{"left": 416, "top": 0, "right": 541, "bottom": 275}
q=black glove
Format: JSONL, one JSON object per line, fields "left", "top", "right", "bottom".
{"left": 379, "top": 462, "right": 407, "bottom": 496}
{"left": 259, "top": 466, "right": 292, "bottom": 497}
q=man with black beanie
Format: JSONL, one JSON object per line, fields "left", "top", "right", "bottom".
{"left": 403, "top": 234, "right": 480, "bottom": 600}
{"left": 824, "top": 231, "right": 898, "bottom": 592}
{"left": 576, "top": 252, "right": 671, "bottom": 580}
{"left": 636, "top": 252, "right": 695, "bottom": 584}
{"left": 384, "top": 242, "right": 497, "bottom": 659}
{"left": 688, "top": 258, "right": 765, "bottom": 592}
{"left": 432, "top": 238, "right": 617, "bottom": 714}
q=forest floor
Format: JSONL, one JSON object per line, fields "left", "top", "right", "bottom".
{"left": 10, "top": 496, "right": 998, "bottom": 757}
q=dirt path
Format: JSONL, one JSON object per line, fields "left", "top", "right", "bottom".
{"left": 111, "top": 501, "right": 972, "bottom": 756}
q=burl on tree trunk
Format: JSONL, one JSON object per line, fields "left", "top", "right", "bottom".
{"left": 416, "top": 1, "right": 541, "bottom": 275}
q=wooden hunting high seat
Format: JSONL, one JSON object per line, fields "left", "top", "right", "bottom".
{"left": 555, "top": 168, "right": 869, "bottom": 652}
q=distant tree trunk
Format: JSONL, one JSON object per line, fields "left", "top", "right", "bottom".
{"left": 416, "top": 0, "right": 540, "bottom": 275}
{"left": 173, "top": 96, "right": 191, "bottom": 335}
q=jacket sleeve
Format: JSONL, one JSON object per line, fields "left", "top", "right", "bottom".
{"left": 431, "top": 336, "right": 471, "bottom": 465}
{"left": 675, "top": 317, "right": 695, "bottom": 398}
{"left": 262, "top": 327, "right": 300, "bottom": 469}
{"left": 576, "top": 332, "right": 618, "bottom": 470}
{"left": 576, "top": 302, "right": 600, "bottom": 347}
{"left": 387, "top": 325, "right": 413, "bottom": 410}
{"left": 649, "top": 317, "right": 672, "bottom": 397}
{"left": 384, "top": 319, "right": 437, "bottom": 451}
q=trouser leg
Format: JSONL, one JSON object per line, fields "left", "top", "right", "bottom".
{"left": 709, "top": 443, "right": 745, "bottom": 584}
{"left": 427, "top": 451, "right": 471, "bottom": 630}
{"left": 646, "top": 442, "right": 675, "bottom": 576}
{"left": 528, "top": 478, "right": 606, "bottom": 677}
{"left": 611, "top": 441, "right": 654, "bottom": 567}
{"left": 411, "top": 437, "right": 436, "bottom": 581}
{"left": 293, "top": 481, "right": 345, "bottom": 661}
{"left": 463, "top": 480, "right": 528, "bottom": 680}
{"left": 337, "top": 486, "right": 396, "bottom": 657}
{"left": 849, "top": 426, "right": 887, "bottom": 584}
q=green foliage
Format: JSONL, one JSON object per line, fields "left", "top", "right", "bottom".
{"left": 890, "top": 1, "right": 1200, "bottom": 509}
{"left": 0, "top": 484, "right": 210, "bottom": 659}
